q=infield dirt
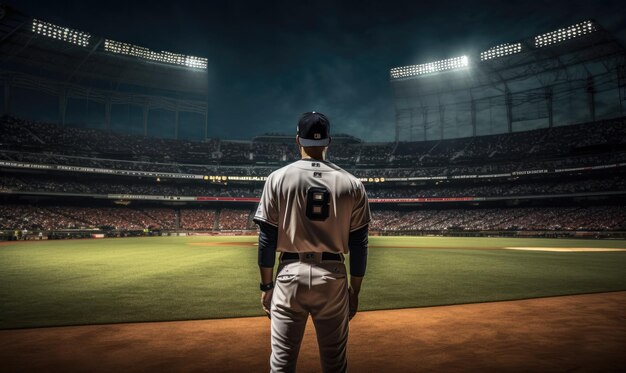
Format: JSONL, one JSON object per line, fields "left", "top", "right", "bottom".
{"left": 1, "top": 291, "right": 625, "bottom": 372}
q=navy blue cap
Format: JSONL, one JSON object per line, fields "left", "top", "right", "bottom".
{"left": 297, "top": 111, "right": 330, "bottom": 147}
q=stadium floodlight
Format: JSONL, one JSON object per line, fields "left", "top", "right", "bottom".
{"left": 31, "top": 19, "right": 91, "bottom": 47}
{"left": 534, "top": 21, "right": 597, "bottom": 48}
{"left": 104, "top": 39, "right": 208, "bottom": 70}
{"left": 390, "top": 56, "right": 469, "bottom": 79}
{"left": 480, "top": 43, "right": 522, "bottom": 61}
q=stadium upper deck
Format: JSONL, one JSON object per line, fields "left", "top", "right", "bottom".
{"left": 390, "top": 19, "right": 626, "bottom": 142}
{"left": 1, "top": 115, "right": 624, "bottom": 179}
{"left": 0, "top": 4, "right": 209, "bottom": 140}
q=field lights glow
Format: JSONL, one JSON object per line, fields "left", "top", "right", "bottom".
{"left": 535, "top": 21, "right": 597, "bottom": 48}
{"left": 480, "top": 43, "right": 522, "bottom": 61}
{"left": 104, "top": 39, "right": 207, "bottom": 69}
{"left": 390, "top": 56, "right": 469, "bottom": 79}
{"left": 31, "top": 19, "right": 91, "bottom": 47}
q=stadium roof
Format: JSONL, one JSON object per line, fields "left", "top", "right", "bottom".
{"left": 389, "top": 19, "right": 626, "bottom": 141}
{"left": 390, "top": 20, "right": 625, "bottom": 95}
{"left": 0, "top": 5, "right": 208, "bottom": 98}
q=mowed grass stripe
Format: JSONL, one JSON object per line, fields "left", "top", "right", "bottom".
{"left": 1, "top": 236, "right": 625, "bottom": 329}
{"left": 368, "top": 236, "right": 626, "bottom": 249}
{"left": 364, "top": 247, "right": 626, "bottom": 311}
{"left": 1, "top": 241, "right": 260, "bottom": 328}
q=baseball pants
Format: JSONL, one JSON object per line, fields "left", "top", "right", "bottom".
{"left": 270, "top": 253, "right": 349, "bottom": 373}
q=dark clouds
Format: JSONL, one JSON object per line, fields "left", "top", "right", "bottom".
{"left": 12, "top": 0, "right": 626, "bottom": 141}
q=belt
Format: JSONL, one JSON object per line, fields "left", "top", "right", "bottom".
{"left": 280, "top": 252, "right": 343, "bottom": 262}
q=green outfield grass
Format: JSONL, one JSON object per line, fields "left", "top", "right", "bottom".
{"left": 1, "top": 236, "right": 625, "bottom": 329}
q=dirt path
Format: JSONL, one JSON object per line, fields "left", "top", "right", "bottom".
{"left": 1, "top": 292, "right": 625, "bottom": 372}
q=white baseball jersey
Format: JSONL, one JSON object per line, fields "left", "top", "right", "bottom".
{"left": 254, "top": 159, "right": 370, "bottom": 254}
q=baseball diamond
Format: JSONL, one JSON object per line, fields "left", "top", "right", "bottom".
{"left": 0, "top": 236, "right": 626, "bottom": 371}
{"left": 2, "top": 1, "right": 626, "bottom": 372}
{"left": 1, "top": 236, "right": 626, "bottom": 327}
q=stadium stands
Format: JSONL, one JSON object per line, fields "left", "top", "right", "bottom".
{"left": 2, "top": 115, "right": 625, "bottom": 172}
{"left": 1, "top": 11, "right": 624, "bottom": 240}
{"left": 1, "top": 115, "right": 625, "bottom": 237}
{"left": 2, "top": 204, "right": 625, "bottom": 233}
{"left": 0, "top": 205, "right": 252, "bottom": 232}
{"left": 369, "top": 206, "right": 626, "bottom": 232}
{"left": 1, "top": 174, "right": 624, "bottom": 198}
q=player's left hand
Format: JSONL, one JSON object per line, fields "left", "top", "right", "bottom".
{"left": 261, "top": 289, "right": 273, "bottom": 319}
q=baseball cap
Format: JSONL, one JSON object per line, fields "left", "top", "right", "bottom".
{"left": 297, "top": 111, "right": 331, "bottom": 147}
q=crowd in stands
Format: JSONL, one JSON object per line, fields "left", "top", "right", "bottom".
{"left": 2, "top": 115, "right": 624, "bottom": 235}
{"left": 180, "top": 209, "right": 216, "bottom": 230}
{"left": 2, "top": 204, "right": 625, "bottom": 232}
{"left": 3, "top": 148, "right": 624, "bottom": 180}
{"left": 366, "top": 176, "right": 626, "bottom": 198}
{"left": 251, "top": 142, "right": 295, "bottom": 162}
{"left": 0, "top": 205, "right": 253, "bottom": 231}
{"left": 393, "top": 119, "right": 626, "bottom": 166}
{"left": 0, "top": 175, "right": 262, "bottom": 197}
{"left": 0, "top": 205, "right": 173, "bottom": 230}
{"left": 0, "top": 116, "right": 221, "bottom": 164}
{"left": 352, "top": 152, "right": 626, "bottom": 179}
{"left": 2, "top": 153, "right": 625, "bottom": 196}
{"left": 2, "top": 174, "right": 624, "bottom": 198}
{"left": 2, "top": 116, "right": 625, "bottom": 176}
{"left": 368, "top": 206, "right": 626, "bottom": 231}
{"left": 218, "top": 209, "right": 254, "bottom": 230}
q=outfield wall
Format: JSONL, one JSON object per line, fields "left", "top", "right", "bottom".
{"left": 4, "top": 228, "right": 626, "bottom": 241}
{"left": 374, "top": 230, "right": 626, "bottom": 239}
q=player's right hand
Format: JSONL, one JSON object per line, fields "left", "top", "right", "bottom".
{"left": 348, "top": 287, "right": 358, "bottom": 321}
{"left": 261, "top": 289, "right": 273, "bottom": 319}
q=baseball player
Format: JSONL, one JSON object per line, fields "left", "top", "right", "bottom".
{"left": 254, "top": 111, "right": 370, "bottom": 373}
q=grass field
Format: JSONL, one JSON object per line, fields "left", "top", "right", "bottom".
{"left": 1, "top": 236, "right": 626, "bottom": 329}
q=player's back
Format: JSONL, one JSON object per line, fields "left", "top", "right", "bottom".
{"left": 258, "top": 159, "right": 368, "bottom": 254}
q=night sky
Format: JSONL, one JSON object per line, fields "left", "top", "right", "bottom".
{"left": 12, "top": 0, "right": 626, "bottom": 141}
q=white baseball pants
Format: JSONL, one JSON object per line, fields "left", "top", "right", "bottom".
{"left": 270, "top": 254, "right": 349, "bottom": 373}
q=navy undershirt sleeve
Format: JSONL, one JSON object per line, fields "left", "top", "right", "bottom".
{"left": 257, "top": 221, "right": 278, "bottom": 268}
{"left": 348, "top": 225, "right": 369, "bottom": 277}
